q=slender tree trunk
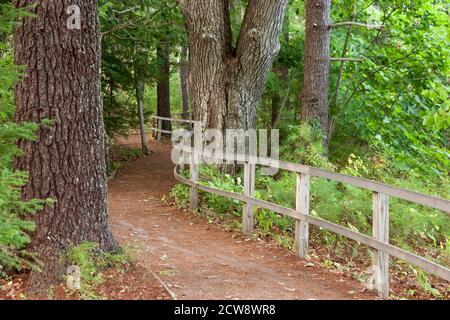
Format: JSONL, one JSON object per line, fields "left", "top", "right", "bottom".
{"left": 157, "top": 44, "right": 171, "bottom": 136}
{"left": 329, "top": 7, "right": 357, "bottom": 139}
{"left": 178, "top": 0, "right": 288, "bottom": 133}
{"left": 13, "top": 0, "right": 117, "bottom": 291}
{"left": 134, "top": 64, "right": 149, "bottom": 154}
{"left": 179, "top": 44, "right": 190, "bottom": 119}
{"left": 300, "top": 0, "right": 331, "bottom": 142}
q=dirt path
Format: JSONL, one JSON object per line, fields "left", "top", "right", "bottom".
{"left": 108, "top": 136, "right": 376, "bottom": 300}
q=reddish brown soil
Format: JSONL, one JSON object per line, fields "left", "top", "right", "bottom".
{"left": 108, "top": 136, "right": 377, "bottom": 300}
{"left": 0, "top": 263, "right": 169, "bottom": 300}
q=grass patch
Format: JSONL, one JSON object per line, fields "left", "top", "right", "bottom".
{"left": 63, "top": 242, "right": 132, "bottom": 300}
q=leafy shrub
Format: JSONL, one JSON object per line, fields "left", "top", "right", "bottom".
{"left": 199, "top": 165, "right": 243, "bottom": 216}
{"left": 170, "top": 120, "right": 449, "bottom": 294}
{"left": 169, "top": 183, "right": 190, "bottom": 209}
{"left": 280, "top": 121, "right": 334, "bottom": 170}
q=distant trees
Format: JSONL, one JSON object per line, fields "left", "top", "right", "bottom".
{"left": 13, "top": 0, "right": 117, "bottom": 290}
{"left": 300, "top": 0, "right": 387, "bottom": 146}
{"left": 271, "top": 10, "right": 290, "bottom": 129}
{"left": 157, "top": 44, "right": 172, "bottom": 135}
{"left": 100, "top": 0, "right": 184, "bottom": 145}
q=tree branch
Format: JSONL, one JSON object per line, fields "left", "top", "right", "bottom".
{"left": 330, "top": 22, "right": 384, "bottom": 30}
{"left": 331, "top": 57, "right": 365, "bottom": 62}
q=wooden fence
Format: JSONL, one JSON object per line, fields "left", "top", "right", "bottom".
{"left": 151, "top": 116, "right": 450, "bottom": 299}
{"left": 150, "top": 115, "right": 193, "bottom": 141}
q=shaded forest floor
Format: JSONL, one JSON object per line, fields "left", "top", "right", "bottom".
{"left": 107, "top": 136, "right": 376, "bottom": 300}
{"left": 0, "top": 263, "right": 169, "bottom": 300}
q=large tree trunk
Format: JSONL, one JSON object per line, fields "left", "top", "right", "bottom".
{"left": 13, "top": 0, "right": 117, "bottom": 291}
{"left": 178, "top": 0, "right": 288, "bottom": 133}
{"left": 179, "top": 44, "right": 190, "bottom": 119}
{"left": 300, "top": 0, "right": 331, "bottom": 141}
{"left": 134, "top": 63, "right": 149, "bottom": 154}
{"left": 157, "top": 44, "right": 172, "bottom": 135}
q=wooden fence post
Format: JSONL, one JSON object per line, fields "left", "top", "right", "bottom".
{"left": 180, "top": 150, "right": 185, "bottom": 172}
{"left": 243, "top": 163, "right": 256, "bottom": 234}
{"left": 372, "top": 192, "right": 390, "bottom": 299}
{"left": 295, "top": 173, "right": 310, "bottom": 259}
{"left": 157, "top": 119, "right": 162, "bottom": 141}
{"left": 189, "top": 151, "right": 199, "bottom": 210}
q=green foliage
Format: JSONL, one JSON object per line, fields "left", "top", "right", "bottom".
{"left": 0, "top": 3, "right": 48, "bottom": 274}
{"left": 170, "top": 122, "right": 449, "bottom": 295}
{"left": 64, "top": 242, "right": 131, "bottom": 300}
{"left": 329, "top": 0, "right": 450, "bottom": 178}
{"left": 412, "top": 267, "right": 443, "bottom": 298}
{"left": 169, "top": 183, "right": 190, "bottom": 209}
{"left": 199, "top": 166, "right": 243, "bottom": 216}
{"left": 280, "top": 121, "right": 334, "bottom": 170}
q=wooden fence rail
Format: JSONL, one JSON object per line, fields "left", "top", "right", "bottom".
{"left": 151, "top": 117, "right": 450, "bottom": 299}
{"left": 150, "top": 115, "right": 194, "bottom": 141}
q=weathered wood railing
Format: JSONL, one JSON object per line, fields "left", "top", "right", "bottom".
{"left": 150, "top": 115, "right": 194, "bottom": 141}
{"left": 152, "top": 118, "right": 450, "bottom": 299}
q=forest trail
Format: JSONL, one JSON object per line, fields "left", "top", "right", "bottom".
{"left": 108, "top": 135, "right": 377, "bottom": 300}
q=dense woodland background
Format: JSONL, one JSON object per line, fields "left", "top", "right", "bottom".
{"left": 0, "top": 0, "right": 449, "bottom": 298}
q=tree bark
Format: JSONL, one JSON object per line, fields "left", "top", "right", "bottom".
{"left": 157, "top": 44, "right": 172, "bottom": 135}
{"left": 13, "top": 0, "right": 117, "bottom": 291}
{"left": 179, "top": 44, "right": 190, "bottom": 119}
{"left": 300, "top": 0, "right": 331, "bottom": 141}
{"left": 178, "top": 0, "right": 288, "bottom": 133}
{"left": 134, "top": 62, "right": 149, "bottom": 154}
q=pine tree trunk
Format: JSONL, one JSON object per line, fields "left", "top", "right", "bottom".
{"left": 13, "top": 0, "right": 117, "bottom": 291}
{"left": 179, "top": 44, "right": 190, "bottom": 119}
{"left": 157, "top": 44, "right": 172, "bottom": 136}
{"left": 178, "top": 0, "right": 288, "bottom": 133}
{"left": 300, "top": 0, "right": 331, "bottom": 141}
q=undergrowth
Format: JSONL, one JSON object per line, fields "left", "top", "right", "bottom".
{"left": 63, "top": 242, "right": 132, "bottom": 300}
{"left": 169, "top": 122, "right": 450, "bottom": 299}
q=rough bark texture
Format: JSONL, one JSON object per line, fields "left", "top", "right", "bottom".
{"left": 179, "top": 44, "right": 190, "bottom": 119}
{"left": 157, "top": 44, "right": 172, "bottom": 134}
{"left": 13, "top": 0, "right": 117, "bottom": 290}
{"left": 300, "top": 0, "right": 331, "bottom": 139}
{"left": 178, "top": 0, "right": 288, "bottom": 132}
